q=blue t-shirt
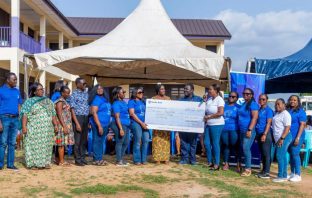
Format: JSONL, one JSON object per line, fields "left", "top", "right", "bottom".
{"left": 288, "top": 108, "right": 306, "bottom": 139}
{"left": 90, "top": 96, "right": 111, "bottom": 127}
{"left": 51, "top": 91, "right": 61, "bottom": 102}
{"left": 238, "top": 100, "right": 259, "bottom": 133}
{"left": 112, "top": 100, "right": 130, "bottom": 126}
{"left": 0, "top": 84, "right": 23, "bottom": 115}
{"left": 128, "top": 99, "right": 146, "bottom": 123}
{"left": 223, "top": 104, "right": 239, "bottom": 131}
{"left": 255, "top": 106, "right": 274, "bottom": 134}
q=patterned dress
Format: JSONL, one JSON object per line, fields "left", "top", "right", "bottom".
{"left": 152, "top": 95, "right": 171, "bottom": 162}
{"left": 21, "top": 97, "right": 56, "bottom": 168}
{"left": 54, "top": 98, "right": 74, "bottom": 146}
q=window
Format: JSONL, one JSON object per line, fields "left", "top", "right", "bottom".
{"left": 205, "top": 45, "right": 217, "bottom": 53}
{"left": 170, "top": 87, "right": 184, "bottom": 100}
{"left": 28, "top": 28, "right": 34, "bottom": 38}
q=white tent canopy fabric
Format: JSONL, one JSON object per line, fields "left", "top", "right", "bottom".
{"left": 34, "top": 0, "right": 226, "bottom": 85}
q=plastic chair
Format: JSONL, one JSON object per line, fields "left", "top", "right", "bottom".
{"left": 300, "top": 130, "right": 312, "bottom": 168}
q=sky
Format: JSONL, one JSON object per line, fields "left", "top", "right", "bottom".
{"left": 51, "top": 0, "right": 312, "bottom": 71}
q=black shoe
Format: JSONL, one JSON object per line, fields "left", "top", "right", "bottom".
{"left": 259, "top": 173, "right": 270, "bottom": 179}
{"left": 7, "top": 166, "right": 19, "bottom": 171}
{"left": 81, "top": 160, "right": 88, "bottom": 165}
{"left": 75, "top": 162, "right": 85, "bottom": 166}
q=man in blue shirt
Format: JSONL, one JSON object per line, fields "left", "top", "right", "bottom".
{"left": 70, "top": 77, "right": 90, "bottom": 166}
{"left": 179, "top": 83, "right": 203, "bottom": 165}
{"left": 0, "top": 72, "right": 23, "bottom": 170}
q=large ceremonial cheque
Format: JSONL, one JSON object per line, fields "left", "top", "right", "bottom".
{"left": 145, "top": 99, "right": 206, "bottom": 133}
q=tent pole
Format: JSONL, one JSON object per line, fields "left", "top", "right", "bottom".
{"left": 23, "top": 55, "right": 29, "bottom": 99}
{"left": 226, "top": 57, "right": 232, "bottom": 92}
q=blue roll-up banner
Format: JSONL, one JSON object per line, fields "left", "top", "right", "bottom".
{"left": 230, "top": 72, "right": 266, "bottom": 168}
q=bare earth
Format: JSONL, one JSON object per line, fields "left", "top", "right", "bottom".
{"left": 0, "top": 151, "right": 312, "bottom": 198}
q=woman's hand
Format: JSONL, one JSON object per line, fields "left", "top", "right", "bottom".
{"left": 204, "top": 115, "right": 211, "bottom": 122}
{"left": 63, "top": 126, "right": 69, "bottom": 135}
{"left": 261, "top": 134, "right": 266, "bottom": 142}
{"left": 141, "top": 123, "right": 148, "bottom": 130}
{"left": 293, "top": 137, "right": 300, "bottom": 146}
{"left": 98, "top": 126, "right": 104, "bottom": 136}
{"left": 22, "top": 127, "right": 27, "bottom": 134}
{"left": 277, "top": 139, "right": 284, "bottom": 147}
{"left": 120, "top": 128, "right": 125, "bottom": 137}
{"left": 54, "top": 125, "right": 58, "bottom": 133}
{"left": 246, "top": 131, "right": 251, "bottom": 138}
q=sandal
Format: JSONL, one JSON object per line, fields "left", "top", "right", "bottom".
{"left": 241, "top": 170, "right": 252, "bottom": 177}
{"left": 59, "top": 162, "right": 71, "bottom": 166}
{"left": 99, "top": 160, "right": 108, "bottom": 166}
{"left": 223, "top": 164, "right": 229, "bottom": 171}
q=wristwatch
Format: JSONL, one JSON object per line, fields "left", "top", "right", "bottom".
{"left": 280, "top": 137, "right": 285, "bottom": 140}
{"left": 248, "top": 128, "right": 252, "bottom": 132}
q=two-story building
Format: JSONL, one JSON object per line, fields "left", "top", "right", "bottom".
{"left": 0, "top": 0, "right": 231, "bottom": 99}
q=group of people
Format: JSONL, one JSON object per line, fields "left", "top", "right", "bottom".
{"left": 0, "top": 72, "right": 308, "bottom": 183}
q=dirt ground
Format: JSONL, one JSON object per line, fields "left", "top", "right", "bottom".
{"left": 0, "top": 151, "right": 312, "bottom": 198}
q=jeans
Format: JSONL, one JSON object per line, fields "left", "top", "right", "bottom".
{"left": 240, "top": 130, "right": 256, "bottom": 169}
{"left": 111, "top": 122, "right": 130, "bottom": 162}
{"left": 204, "top": 125, "right": 224, "bottom": 165}
{"left": 91, "top": 124, "right": 108, "bottom": 161}
{"left": 73, "top": 115, "right": 89, "bottom": 163}
{"left": 221, "top": 130, "right": 239, "bottom": 163}
{"left": 256, "top": 132, "right": 273, "bottom": 174}
{"left": 288, "top": 134, "right": 304, "bottom": 175}
{"left": 0, "top": 116, "right": 19, "bottom": 168}
{"left": 276, "top": 133, "right": 292, "bottom": 178}
{"left": 180, "top": 132, "right": 198, "bottom": 163}
{"left": 131, "top": 122, "right": 149, "bottom": 163}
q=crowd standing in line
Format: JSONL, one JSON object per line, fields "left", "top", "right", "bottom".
{"left": 0, "top": 72, "right": 309, "bottom": 183}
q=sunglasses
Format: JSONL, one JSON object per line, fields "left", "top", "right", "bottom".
{"left": 229, "top": 95, "right": 237, "bottom": 98}
{"left": 243, "top": 92, "right": 252, "bottom": 96}
{"left": 259, "top": 98, "right": 266, "bottom": 101}
{"left": 137, "top": 91, "right": 144, "bottom": 94}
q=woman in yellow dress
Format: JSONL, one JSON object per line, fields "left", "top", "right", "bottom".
{"left": 152, "top": 84, "right": 171, "bottom": 164}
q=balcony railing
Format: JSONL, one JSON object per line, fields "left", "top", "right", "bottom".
{"left": 0, "top": 27, "right": 11, "bottom": 47}
{"left": 19, "top": 31, "right": 41, "bottom": 54}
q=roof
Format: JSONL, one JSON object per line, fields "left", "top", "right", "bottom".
{"left": 67, "top": 17, "right": 232, "bottom": 39}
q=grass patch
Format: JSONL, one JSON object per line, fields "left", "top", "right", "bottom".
{"left": 197, "top": 178, "right": 249, "bottom": 198}
{"left": 71, "top": 184, "right": 159, "bottom": 198}
{"left": 269, "top": 189, "right": 304, "bottom": 197}
{"left": 52, "top": 191, "right": 72, "bottom": 198}
{"left": 21, "top": 185, "right": 48, "bottom": 197}
{"left": 141, "top": 174, "right": 169, "bottom": 184}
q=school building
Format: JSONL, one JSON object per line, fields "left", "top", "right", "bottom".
{"left": 0, "top": 0, "right": 231, "bottom": 99}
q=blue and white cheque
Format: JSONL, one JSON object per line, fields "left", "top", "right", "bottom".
{"left": 145, "top": 99, "right": 206, "bottom": 133}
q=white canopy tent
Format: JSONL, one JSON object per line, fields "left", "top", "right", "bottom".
{"left": 34, "top": 0, "right": 229, "bottom": 87}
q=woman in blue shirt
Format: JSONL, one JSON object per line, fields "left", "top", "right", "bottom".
{"left": 89, "top": 85, "right": 111, "bottom": 166}
{"left": 128, "top": 87, "right": 149, "bottom": 165}
{"left": 51, "top": 80, "right": 66, "bottom": 102}
{"left": 238, "top": 88, "right": 259, "bottom": 177}
{"left": 287, "top": 95, "right": 306, "bottom": 182}
{"left": 221, "top": 91, "right": 239, "bottom": 171}
{"left": 111, "top": 86, "right": 131, "bottom": 166}
{"left": 255, "top": 94, "right": 274, "bottom": 179}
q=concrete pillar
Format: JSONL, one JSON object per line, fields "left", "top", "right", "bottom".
{"left": 58, "top": 32, "right": 64, "bottom": 50}
{"left": 40, "top": 16, "right": 46, "bottom": 52}
{"left": 10, "top": 55, "right": 20, "bottom": 87}
{"left": 11, "top": 0, "right": 20, "bottom": 48}
{"left": 39, "top": 71, "right": 46, "bottom": 89}
{"left": 68, "top": 39, "right": 73, "bottom": 48}
{"left": 23, "top": 24, "right": 28, "bottom": 35}
{"left": 218, "top": 41, "right": 225, "bottom": 56}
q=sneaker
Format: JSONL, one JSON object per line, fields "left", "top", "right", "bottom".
{"left": 287, "top": 173, "right": 295, "bottom": 180}
{"left": 290, "top": 175, "right": 302, "bottom": 182}
{"left": 122, "top": 161, "right": 129, "bottom": 166}
{"left": 256, "top": 172, "right": 264, "bottom": 178}
{"left": 272, "top": 178, "right": 288, "bottom": 183}
{"left": 75, "top": 162, "right": 85, "bottom": 166}
{"left": 179, "top": 160, "right": 188, "bottom": 165}
{"left": 259, "top": 173, "right": 270, "bottom": 179}
{"left": 116, "top": 161, "right": 128, "bottom": 167}
{"left": 7, "top": 166, "right": 19, "bottom": 171}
